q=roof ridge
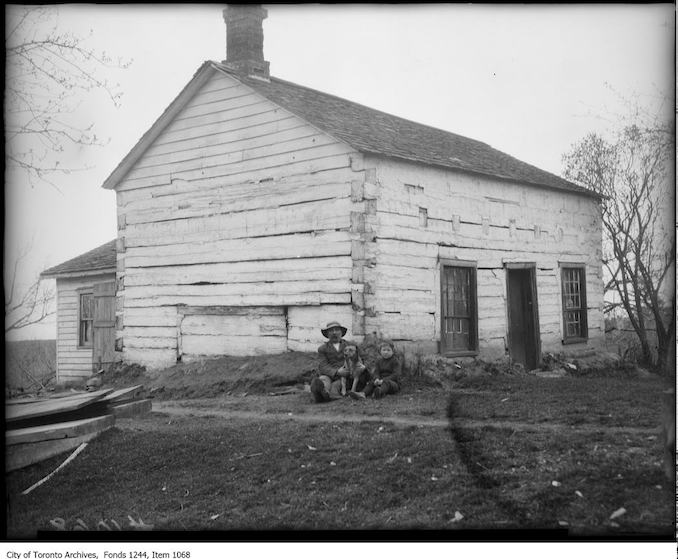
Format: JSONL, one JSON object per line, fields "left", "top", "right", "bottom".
{"left": 213, "top": 60, "right": 493, "bottom": 150}
{"left": 214, "top": 61, "right": 597, "bottom": 198}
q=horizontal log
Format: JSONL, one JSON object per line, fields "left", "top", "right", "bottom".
{"left": 369, "top": 238, "right": 439, "bottom": 259}
{"left": 122, "top": 168, "right": 357, "bottom": 208}
{"left": 125, "top": 257, "right": 353, "bottom": 287}
{"left": 116, "top": 155, "right": 352, "bottom": 198}
{"left": 123, "top": 348, "right": 176, "bottom": 370}
{"left": 181, "top": 335, "right": 287, "bottom": 357}
{"left": 124, "top": 230, "right": 352, "bottom": 267}
{"left": 124, "top": 336, "right": 176, "bottom": 349}
{"left": 124, "top": 292, "right": 352, "bottom": 308}
{"left": 124, "top": 198, "right": 353, "bottom": 245}
{"left": 364, "top": 265, "right": 437, "bottom": 292}
{"left": 123, "top": 173, "right": 351, "bottom": 214}
{"left": 180, "top": 313, "right": 286, "bottom": 337}
{"left": 123, "top": 182, "right": 351, "bottom": 227}
{"left": 125, "top": 279, "right": 349, "bottom": 299}
{"left": 287, "top": 305, "right": 354, "bottom": 328}
{"left": 371, "top": 312, "right": 436, "bottom": 340}
{"left": 378, "top": 222, "right": 597, "bottom": 259}
{"left": 123, "top": 327, "right": 177, "bottom": 339}
{"left": 287, "top": 339, "right": 320, "bottom": 353}
{"left": 119, "top": 143, "right": 356, "bottom": 191}
{"left": 123, "top": 306, "right": 178, "bottom": 327}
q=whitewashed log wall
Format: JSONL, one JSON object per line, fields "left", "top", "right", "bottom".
{"left": 114, "top": 71, "right": 365, "bottom": 368}
{"left": 362, "top": 156, "right": 604, "bottom": 358}
{"left": 111, "top": 67, "right": 603, "bottom": 369}
{"left": 55, "top": 273, "right": 116, "bottom": 383}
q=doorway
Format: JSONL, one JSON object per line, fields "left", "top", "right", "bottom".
{"left": 506, "top": 265, "right": 540, "bottom": 370}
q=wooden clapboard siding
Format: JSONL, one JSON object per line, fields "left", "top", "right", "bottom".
{"left": 55, "top": 274, "right": 115, "bottom": 383}
{"left": 364, "top": 155, "right": 604, "bottom": 356}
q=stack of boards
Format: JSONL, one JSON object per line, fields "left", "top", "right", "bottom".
{"left": 5, "top": 386, "right": 151, "bottom": 472}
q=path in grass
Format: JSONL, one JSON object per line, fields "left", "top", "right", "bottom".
{"left": 152, "top": 401, "right": 659, "bottom": 435}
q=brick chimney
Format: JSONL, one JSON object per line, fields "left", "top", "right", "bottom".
{"left": 222, "top": 4, "right": 270, "bottom": 79}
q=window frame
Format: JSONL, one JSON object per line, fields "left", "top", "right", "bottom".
{"left": 440, "top": 258, "right": 478, "bottom": 357}
{"left": 77, "top": 289, "right": 94, "bottom": 349}
{"left": 559, "top": 263, "right": 588, "bottom": 344}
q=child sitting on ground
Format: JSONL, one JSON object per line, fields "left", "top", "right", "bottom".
{"left": 350, "top": 340, "right": 401, "bottom": 399}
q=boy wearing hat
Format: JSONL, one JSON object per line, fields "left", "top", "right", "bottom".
{"left": 310, "top": 321, "right": 368, "bottom": 403}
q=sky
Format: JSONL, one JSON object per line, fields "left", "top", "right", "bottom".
{"left": 4, "top": 3, "right": 675, "bottom": 340}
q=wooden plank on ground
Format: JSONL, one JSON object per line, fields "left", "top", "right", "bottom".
{"left": 6, "top": 427, "right": 112, "bottom": 473}
{"left": 101, "top": 385, "right": 145, "bottom": 404}
{"left": 5, "top": 389, "right": 113, "bottom": 423}
{"left": 6, "top": 415, "right": 115, "bottom": 446}
{"left": 111, "top": 399, "right": 152, "bottom": 419}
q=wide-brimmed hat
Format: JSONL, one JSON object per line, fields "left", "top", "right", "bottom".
{"left": 321, "top": 321, "right": 347, "bottom": 338}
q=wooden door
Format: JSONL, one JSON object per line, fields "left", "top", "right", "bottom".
{"left": 93, "top": 281, "right": 116, "bottom": 372}
{"left": 506, "top": 267, "right": 540, "bottom": 370}
{"left": 440, "top": 263, "right": 477, "bottom": 355}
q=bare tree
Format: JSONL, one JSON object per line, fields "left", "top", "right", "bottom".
{"left": 5, "top": 5, "right": 131, "bottom": 187}
{"left": 562, "top": 107, "right": 675, "bottom": 373}
{"left": 5, "top": 243, "right": 55, "bottom": 333}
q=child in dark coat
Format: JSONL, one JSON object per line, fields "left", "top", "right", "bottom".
{"left": 352, "top": 340, "right": 401, "bottom": 399}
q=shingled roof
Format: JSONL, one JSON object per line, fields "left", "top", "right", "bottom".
{"left": 103, "top": 61, "right": 597, "bottom": 199}
{"left": 41, "top": 240, "right": 116, "bottom": 279}
{"left": 223, "top": 64, "right": 598, "bottom": 198}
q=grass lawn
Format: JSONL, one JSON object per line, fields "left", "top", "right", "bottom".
{"left": 5, "top": 372, "right": 674, "bottom": 538}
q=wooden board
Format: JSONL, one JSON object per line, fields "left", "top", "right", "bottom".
{"left": 5, "top": 389, "right": 113, "bottom": 423}
{"left": 6, "top": 428, "right": 111, "bottom": 472}
{"left": 6, "top": 415, "right": 115, "bottom": 446}
{"left": 111, "top": 399, "right": 152, "bottom": 419}
{"left": 101, "top": 385, "right": 145, "bottom": 404}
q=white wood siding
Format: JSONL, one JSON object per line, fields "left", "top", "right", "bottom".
{"left": 55, "top": 274, "right": 115, "bottom": 383}
{"left": 115, "top": 72, "right": 363, "bottom": 368}
{"left": 363, "top": 156, "right": 604, "bottom": 359}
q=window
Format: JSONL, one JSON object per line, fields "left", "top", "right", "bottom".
{"left": 441, "top": 261, "right": 477, "bottom": 354}
{"left": 79, "top": 292, "right": 94, "bottom": 348}
{"left": 560, "top": 265, "right": 588, "bottom": 342}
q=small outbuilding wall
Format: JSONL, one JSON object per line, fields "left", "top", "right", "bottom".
{"left": 55, "top": 272, "right": 116, "bottom": 383}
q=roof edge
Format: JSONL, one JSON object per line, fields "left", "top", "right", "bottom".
{"left": 101, "top": 61, "right": 218, "bottom": 191}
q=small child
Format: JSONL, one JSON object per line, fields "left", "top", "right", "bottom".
{"left": 351, "top": 341, "right": 401, "bottom": 399}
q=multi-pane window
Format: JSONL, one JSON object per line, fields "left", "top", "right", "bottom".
{"left": 79, "top": 293, "right": 94, "bottom": 347}
{"left": 442, "top": 264, "right": 477, "bottom": 353}
{"left": 561, "top": 266, "right": 588, "bottom": 341}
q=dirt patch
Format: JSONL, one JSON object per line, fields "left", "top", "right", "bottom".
{"left": 104, "top": 351, "right": 318, "bottom": 400}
